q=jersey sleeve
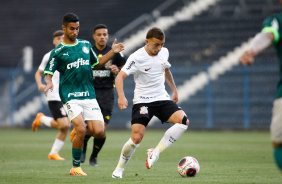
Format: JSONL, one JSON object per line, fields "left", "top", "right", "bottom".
{"left": 44, "top": 51, "right": 57, "bottom": 76}
{"left": 121, "top": 55, "right": 137, "bottom": 76}
{"left": 38, "top": 51, "right": 51, "bottom": 71}
{"left": 163, "top": 48, "right": 171, "bottom": 69}
{"left": 90, "top": 47, "right": 99, "bottom": 67}
{"left": 262, "top": 15, "right": 280, "bottom": 43}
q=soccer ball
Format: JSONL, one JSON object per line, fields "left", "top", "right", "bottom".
{"left": 177, "top": 156, "right": 200, "bottom": 177}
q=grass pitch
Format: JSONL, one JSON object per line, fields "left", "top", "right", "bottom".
{"left": 0, "top": 129, "right": 281, "bottom": 184}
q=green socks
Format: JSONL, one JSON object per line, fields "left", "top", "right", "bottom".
{"left": 274, "top": 147, "right": 282, "bottom": 171}
{"left": 72, "top": 148, "right": 83, "bottom": 167}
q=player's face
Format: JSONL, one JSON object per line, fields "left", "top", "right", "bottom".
{"left": 62, "top": 22, "right": 79, "bottom": 43}
{"left": 145, "top": 37, "right": 165, "bottom": 56}
{"left": 93, "top": 28, "right": 109, "bottom": 47}
{"left": 53, "top": 35, "right": 64, "bottom": 47}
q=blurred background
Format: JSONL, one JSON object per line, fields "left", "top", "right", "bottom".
{"left": 0, "top": 0, "right": 281, "bottom": 130}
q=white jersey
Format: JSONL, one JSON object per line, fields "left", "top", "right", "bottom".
{"left": 122, "top": 46, "right": 171, "bottom": 104}
{"left": 38, "top": 50, "right": 61, "bottom": 101}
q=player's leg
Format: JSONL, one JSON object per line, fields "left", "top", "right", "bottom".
{"left": 63, "top": 100, "right": 87, "bottom": 176}
{"left": 32, "top": 101, "right": 62, "bottom": 131}
{"left": 48, "top": 117, "right": 70, "bottom": 160}
{"left": 81, "top": 134, "right": 90, "bottom": 163}
{"left": 112, "top": 124, "right": 145, "bottom": 178}
{"left": 112, "top": 103, "right": 150, "bottom": 178}
{"left": 48, "top": 101, "right": 70, "bottom": 160}
{"left": 81, "top": 98, "right": 106, "bottom": 166}
{"left": 69, "top": 113, "right": 87, "bottom": 176}
{"left": 146, "top": 101, "right": 188, "bottom": 169}
{"left": 90, "top": 89, "right": 113, "bottom": 166}
{"left": 32, "top": 113, "right": 53, "bottom": 131}
{"left": 270, "top": 98, "right": 282, "bottom": 171}
{"left": 85, "top": 119, "right": 105, "bottom": 165}
{"left": 88, "top": 122, "right": 107, "bottom": 166}
{"left": 89, "top": 109, "right": 111, "bottom": 166}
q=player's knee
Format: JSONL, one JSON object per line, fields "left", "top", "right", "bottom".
{"left": 57, "top": 118, "right": 70, "bottom": 130}
{"left": 76, "top": 126, "right": 86, "bottom": 138}
{"left": 96, "top": 130, "right": 106, "bottom": 138}
{"left": 64, "top": 122, "right": 71, "bottom": 130}
{"left": 131, "top": 133, "right": 144, "bottom": 144}
{"left": 181, "top": 115, "right": 189, "bottom": 126}
{"left": 89, "top": 129, "right": 105, "bottom": 138}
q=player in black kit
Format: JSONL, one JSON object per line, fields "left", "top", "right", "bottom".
{"left": 82, "top": 24, "right": 126, "bottom": 166}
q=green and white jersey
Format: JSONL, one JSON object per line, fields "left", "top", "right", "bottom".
{"left": 44, "top": 39, "right": 99, "bottom": 104}
{"left": 262, "top": 12, "right": 282, "bottom": 98}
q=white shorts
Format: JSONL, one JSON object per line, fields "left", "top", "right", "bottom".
{"left": 270, "top": 98, "right": 282, "bottom": 142}
{"left": 63, "top": 99, "right": 104, "bottom": 122}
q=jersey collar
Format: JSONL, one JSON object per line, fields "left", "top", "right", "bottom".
{"left": 61, "top": 39, "right": 79, "bottom": 47}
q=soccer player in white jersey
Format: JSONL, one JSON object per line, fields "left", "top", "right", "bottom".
{"left": 112, "top": 27, "right": 189, "bottom": 178}
{"left": 33, "top": 30, "right": 70, "bottom": 161}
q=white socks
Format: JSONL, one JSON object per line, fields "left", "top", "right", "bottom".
{"left": 115, "top": 123, "right": 187, "bottom": 170}
{"left": 117, "top": 138, "right": 139, "bottom": 169}
{"left": 40, "top": 115, "right": 53, "bottom": 127}
{"left": 50, "top": 138, "right": 64, "bottom": 155}
{"left": 156, "top": 123, "right": 188, "bottom": 153}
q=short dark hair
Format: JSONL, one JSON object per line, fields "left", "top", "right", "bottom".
{"left": 52, "top": 30, "right": 64, "bottom": 38}
{"left": 146, "top": 27, "right": 165, "bottom": 40}
{"left": 63, "top": 13, "right": 79, "bottom": 26}
{"left": 93, "top": 24, "right": 107, "bottom": 34}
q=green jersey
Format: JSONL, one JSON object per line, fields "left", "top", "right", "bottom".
{"left": 44, "top": 39, "right": 99, "bottom": 104}
{"left": 262, "top": 12, "right": 282, "bottom": 98}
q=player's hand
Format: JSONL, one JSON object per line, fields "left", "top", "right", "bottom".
{"left": 44, "top": 82, "right": 54, "bottom": 96}
{"left": 38, "top": 84, "right": 47, "bottom": 92}
{"left": 111, "top": 39, "right": 124, "bottom": 53}
{"left": 172, "top": 90, "right": 178, "bottom": 103}
{"left": 109, "top": 65, "right": 119, "bottom": 75}
{"left": 118, "top": 96, "right": 128, "bottom": 110}
{"left": 240, "top": 50, "right": 255, "bottom": 65}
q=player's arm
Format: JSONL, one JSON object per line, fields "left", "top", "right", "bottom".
{"left": 36, "top": 52, "right": 50, "bottom": 92}
{"left": 240, "top": 32, "right": 274, "bottom": 65}
{"left": 108, "top": 65, "right": 120, "bottom": 75}
{"left": 94, "top": 39, "right": 124, "bottom": 69}
{"left": 35, "top": 69, "right": 46, "bottom": 92}
{"left": 165, "top": 68, "right": 178, "bottom": 103}
{"left": 43, "top": 74, "right": 54, "bottom": 96}
{"left": 115, "top": 71, "right": 128, "bottom": 110}
{"left": 108, "top": 64, "right": 125, "bottom": 75}
{"left": 109, "top": 51, "right": 126, "bottom": 75}
{"left": 43, "top": 54, "right": 57, "bottom": 96}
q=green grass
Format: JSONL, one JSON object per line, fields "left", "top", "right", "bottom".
{"left": 0, "top": 129, "right": 281, "bottom": 184}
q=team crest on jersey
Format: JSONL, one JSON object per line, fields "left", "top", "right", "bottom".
{"left": 82, "top": 46, "right": 89, "bottom": 54}
{"left": 140, "top": 106, "right": 148, "bottom": 114}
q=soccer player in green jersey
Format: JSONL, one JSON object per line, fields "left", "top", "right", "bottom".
{"left": 44, "top": 13, "right": 124, "bottom": 176}
{"left": 240, "top": 1, "right": 282, "bottom": 171}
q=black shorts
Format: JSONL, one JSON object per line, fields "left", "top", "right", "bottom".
{"left": 131, "top": 100, "right": 182, "bottom": 127}
{"left": 48, "top": 101, "right": 67, "bottom": 120}
{"left": 95, "top": 88, "right": 114, "bottom": 124}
